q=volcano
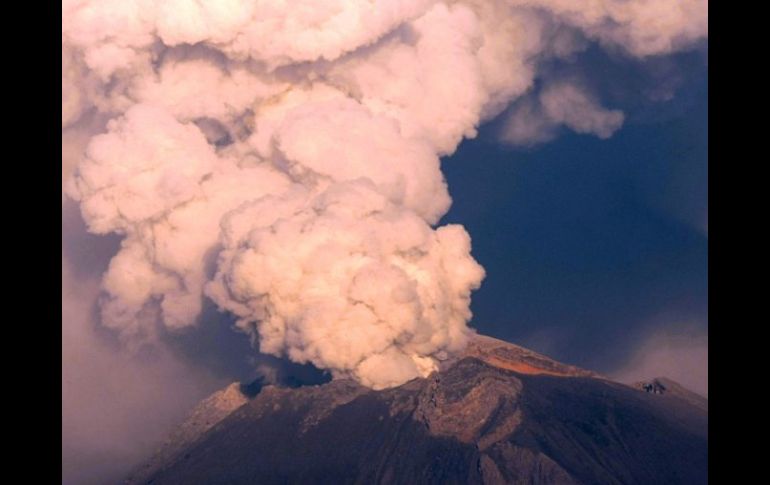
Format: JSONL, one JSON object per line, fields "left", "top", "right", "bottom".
{"left": 127, "top": 335, "right": 707, "bottom": 484}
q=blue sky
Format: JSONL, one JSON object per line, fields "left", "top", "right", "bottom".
{"left": 440, "top": 48, "right": 708, "bottom": 374}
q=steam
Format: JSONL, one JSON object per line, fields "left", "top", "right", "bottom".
{"left": 501, "top": 80, "right": 625, "bottom": 146}
{"left": 63, "top": 0, "right": 707, "bottom": 389}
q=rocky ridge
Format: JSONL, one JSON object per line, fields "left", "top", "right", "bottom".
{"left": 127, "top": 335, "right": 707, "bottom": 484}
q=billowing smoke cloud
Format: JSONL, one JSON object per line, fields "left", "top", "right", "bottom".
{"left": 63, "top": 0, "right": 707, "bottom": 389}
{"left": 62, "top": 124, "right": 230, "bottom": 484}
{"left": 500, "top": 80, "right": 625, "bottom": 146}
{"left": 207, "top": 181, "right": 482, "bottom": 388}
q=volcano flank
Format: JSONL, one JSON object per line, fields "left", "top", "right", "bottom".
{"left": 127, "top": 335, "right": 707, "bottom": 484}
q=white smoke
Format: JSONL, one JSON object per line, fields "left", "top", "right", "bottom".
{"left": 501, "top": 80, "right": 625, "bottom": 146}
{"left": 207, "top": 180, "right": 483, "bottom": 388}
{"left": 63, "top": 0, "right": 707, "bottom": 389}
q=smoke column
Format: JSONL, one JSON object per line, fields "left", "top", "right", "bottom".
{"left": 63, "top": 0, "right": 707, "bottom": 390}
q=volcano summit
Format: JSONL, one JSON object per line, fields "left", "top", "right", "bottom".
{"left": 127, "top": 335, "right": 708, "bottom": 484}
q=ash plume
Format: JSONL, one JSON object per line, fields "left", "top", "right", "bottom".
{"left": 63, "top": 0, "right": 707, "bottom": 389}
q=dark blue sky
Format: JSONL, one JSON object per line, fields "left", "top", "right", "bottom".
{"left": 440, "top": 50, "right": 708, "bottom": 373}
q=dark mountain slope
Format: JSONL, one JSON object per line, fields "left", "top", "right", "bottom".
{"left": 133, "top": 340, "right": 707, "bottom": 485}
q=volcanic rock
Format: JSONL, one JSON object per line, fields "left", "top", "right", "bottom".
{"left": 127, "top": 335, "right": 707, "bottom": 484}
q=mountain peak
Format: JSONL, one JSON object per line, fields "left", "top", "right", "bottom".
{"left": 128, "top": 335, "right": 707, "bottom": 484}
{"left": 455, "top": 334, "right": 599, "bottom": 378}
{"left": 633, "top": 376, "right": 708, "bottom": 412}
